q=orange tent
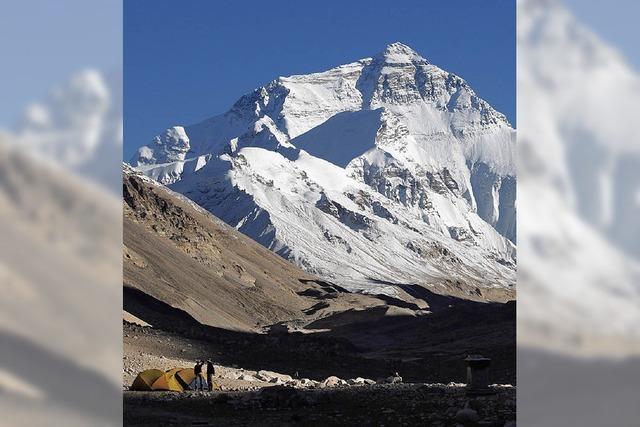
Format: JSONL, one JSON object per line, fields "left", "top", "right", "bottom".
{"left": 130, "top": 368, "right": 184, "bottom": 392}
{"left": 175, "top": 367, "right": 196, "bottom": 389}
{"left": 150, "top": 371, "right": 183, "bottom": 391}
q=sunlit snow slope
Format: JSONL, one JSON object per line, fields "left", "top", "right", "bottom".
{"left": 130, "top": 43, "right": 516, "bottom": 297}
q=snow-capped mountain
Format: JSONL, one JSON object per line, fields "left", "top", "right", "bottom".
{"left": 130, "top": 43, "right": 516, "bottom": 297}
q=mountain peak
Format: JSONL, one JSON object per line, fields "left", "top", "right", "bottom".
{"left": 384, "top": 42, "right": 415, "bottom": 53}
{"left": 130, "top": 41, "right": 516, "bottom": 294}
{"left": 377, "top": 42, "right": 426, "bottom": 64}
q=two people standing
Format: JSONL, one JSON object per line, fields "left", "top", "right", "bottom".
{"left": 193, "top": 359, "right": 216, "bottom": 391}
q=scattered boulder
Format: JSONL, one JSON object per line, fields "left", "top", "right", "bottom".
{"left": 257, "top": 370, "right": 293, "bottom": 383}
{"left": 321, "top": 376, "right": 342, "bottom": 388}
{"left": 298, "top": 378, "right": 316, "bottom": 388}
{"left": 347, "top": 377, "right": 376, "bottom": 386}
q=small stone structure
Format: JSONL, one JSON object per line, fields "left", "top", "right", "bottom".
{"left": 464, "top": 355, "right": 494, "bottom": 395}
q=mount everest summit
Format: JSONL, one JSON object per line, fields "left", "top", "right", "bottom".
{"left": 130, "top": 42, "right": 516, "bottom": 297}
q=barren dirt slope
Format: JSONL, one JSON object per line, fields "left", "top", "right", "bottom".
{"left": 123, "top": 169, "right": 385, "bottom": 331}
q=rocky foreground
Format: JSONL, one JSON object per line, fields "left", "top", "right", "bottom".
{"left": 124, "top": 383, "right": 515, "bottom": 426}
{"left": 124, "top": 320, "right": 515, "bottom": 426}
{"left": 124, "top": 321, "right": 420, "bottom": 392}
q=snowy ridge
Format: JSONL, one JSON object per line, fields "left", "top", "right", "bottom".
{"left": 131, "top": 43, "right": 516, "bottom": 296}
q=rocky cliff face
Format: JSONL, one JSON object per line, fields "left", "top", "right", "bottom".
{"left": 130, "top": 43, "right": 516, "bottom": 297}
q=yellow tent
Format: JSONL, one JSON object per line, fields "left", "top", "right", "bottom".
{"left": 165, "top": 367, "right": 182, "bottom": 377}
{"left": 130, "top": 368, "right": 184, "bottom": 392}
{"left": 130, "top": 369, "right": 164, "bottom": 391}
{"left": 175, "top": 367, "right": 196, "bottom": 389}
{"left": 151, "top": 371, "right": 183, "bottom": 391}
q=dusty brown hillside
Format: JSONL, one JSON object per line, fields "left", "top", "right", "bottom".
{"left": 123, "top": 169, "right": 385, "bottom": 331}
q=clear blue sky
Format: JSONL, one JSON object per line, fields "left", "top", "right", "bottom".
{"left": 124, "top": 0, "right": 516, "bottom": 159}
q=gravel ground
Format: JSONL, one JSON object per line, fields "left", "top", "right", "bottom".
{"left": 124, "top": 323, "right": 516, "bottom": 426}
{"left": 124, "top": 383, "right": 516, "bottom": 426}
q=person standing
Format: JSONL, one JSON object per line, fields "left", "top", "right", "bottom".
{"left": 193, "top": 360, "right": 205, "bottom": 391}
{"left": 206, "top": 359, "right": 215, "bottom": 391}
